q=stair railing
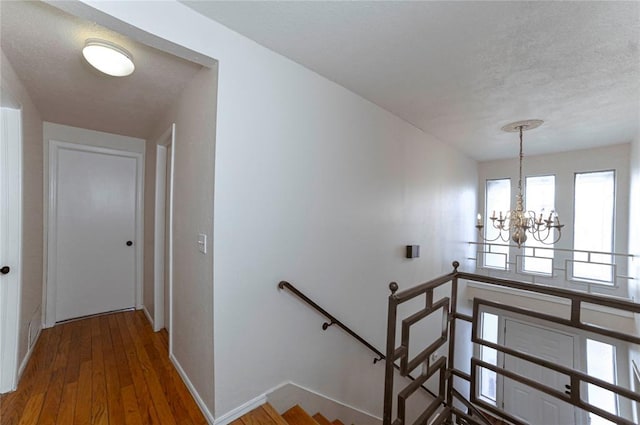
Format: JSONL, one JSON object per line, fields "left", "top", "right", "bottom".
{"left": 384, "top": 261, "right": 640, "bottom": 425}
{"left": 278, "top": 280, "right": 439, "bottom": 400}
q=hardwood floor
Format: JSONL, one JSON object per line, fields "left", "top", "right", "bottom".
{"left": 0, "top": 310, "right": 207, "bottom": 425}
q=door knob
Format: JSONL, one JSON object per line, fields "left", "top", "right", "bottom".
{"left": 126, "top": 241, "right": 133, "bottom": 246}
{"left": 1, "top": 266, "right": 10, "bottom": 275}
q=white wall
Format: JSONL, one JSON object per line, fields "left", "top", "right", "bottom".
{"left": 1, "top": 50, "right": 44, "bottom": 373}
{"left": 70, "top": 1, "right": 477, "bottom": 420}
{"left": 144, "top": 65, "right": 218, "bottom": 417}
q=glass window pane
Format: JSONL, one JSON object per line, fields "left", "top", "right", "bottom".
{"left": 523, "top": 175, "right": 555, "bottom": 274}
{"left": 573, "top": 171, "right": 615, "bottom": 283}
{"left": 484, "top": 179, "right": 510, "bottom": 269}
{"left": 587, "top": 339, "right": 617, "bottom": 425}
{"left": 480, "top": 313, "right": 498, "bottom": 403}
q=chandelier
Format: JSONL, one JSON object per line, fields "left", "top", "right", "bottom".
{"left": 476, "top": 120, "right": 563, "bottom": 248}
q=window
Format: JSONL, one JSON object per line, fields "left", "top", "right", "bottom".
{"left": 573, "top": 171, "right": 615, "bottom": 283}
{"left": 484, "top": 179, "right": 510, "bottom": 269}
{"left": 523, "top": 175, "right": 555, "bottom": 274}
{"left": 586, "top": 339, "right": 617, "bottom": 425}
{"left": 479, "top": 312, "right": 499, "bottom": 403}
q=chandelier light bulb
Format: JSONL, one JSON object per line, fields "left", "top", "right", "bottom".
{"left": 82, "top": 39, "right": 135, "bottom": 77}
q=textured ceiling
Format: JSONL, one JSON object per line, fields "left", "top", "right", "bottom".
{"left": 1, "top": 1, "right": 203, "bottom": 140}
{"left": 182, "top": 1, "right": 639, "bottom": 160}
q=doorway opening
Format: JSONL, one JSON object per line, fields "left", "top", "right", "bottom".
{"left": 153, "top": 124, "right": 175, "bottom": 344}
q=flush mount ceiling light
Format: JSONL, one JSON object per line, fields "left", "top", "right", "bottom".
{"left": 82, "top": 39, "right": 135, "bottom": 77}
{"left": 476, "top": 119, "right": 564, "bottom": 248}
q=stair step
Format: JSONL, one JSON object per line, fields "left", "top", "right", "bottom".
{"left": 282, "top": 405, "right": 320, "bottom": 425}
{"left": 312, "top": 413, "right": 332, "bottom": 425}
{"left": 230, "top": 403, "right": 289, "bottom": 425}
{"left": 332, "top": 421, "right": 345, "bottom": 425}
{"left": 263, "top": 403, "right": 291, "bottom": 425}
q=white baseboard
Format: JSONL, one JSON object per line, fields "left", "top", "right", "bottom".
{"left": 142, "top": 306, "right": 154, "bottom": 328}
{"left": 17, "top": 325, "right": 42, "bottom": 379}
{"left": 169, "top": 353, "right": 215, "bottom": 424}
{"left": 213, "top": 391, "right": 268, "bottom": 425}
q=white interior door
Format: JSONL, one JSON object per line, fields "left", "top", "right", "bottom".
{"left": 0, "top": 107, "right": 22, "bottom": 393}
{"left": 52, "top": 144, "right": 137, "bottom": 323}
{"left": 503, "top": 320, "right": 576, "bottom": 425}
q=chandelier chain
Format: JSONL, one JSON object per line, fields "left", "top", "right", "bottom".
{"left": 518, "top": 126, "right": 524, "bottom": 195}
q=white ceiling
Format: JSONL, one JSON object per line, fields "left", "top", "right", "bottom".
{"left": 1, "top": 1, "right": 203, "bottom": 140}
{"left": 182, "top": 1, "right": 640, "bottom": 161}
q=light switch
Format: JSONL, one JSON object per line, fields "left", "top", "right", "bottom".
{"left": 197, "top": 233, "right": 207, "bottom": 254}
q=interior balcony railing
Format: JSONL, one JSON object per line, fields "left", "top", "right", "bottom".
{"left": 468, "top": 241, "right": 636, "bottom": 300}
{"left": 384, "top": 261, "right": 640, "bottom": 425}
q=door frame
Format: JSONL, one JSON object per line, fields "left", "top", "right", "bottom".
{"left": 473, "top": 306, "right": 588, "bottom": 424}
{"left": 45, "top": 140, "right": 144, "bottom": 327}
{"left": 152, "top": 124, "right": 175, "bottom": 333}
{"left": 0, "top": 107, "right": 23, "bottom": 393}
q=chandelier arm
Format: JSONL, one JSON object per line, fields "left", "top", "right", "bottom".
{"left": 530, "top": 226, "right": 550, "bottom": 243}
{"left": 531, "top": 226, "right": 561, "bottom": 246}
{"left": 477, "top": 224, "right": 510, "bottom": 243}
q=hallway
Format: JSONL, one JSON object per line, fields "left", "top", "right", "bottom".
{"left": 0, "top": 311, "right": 207, "bottom": 425}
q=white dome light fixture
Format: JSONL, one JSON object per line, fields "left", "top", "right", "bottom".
{"left": 82, "top": 39, "right": 135, "bottom": 77}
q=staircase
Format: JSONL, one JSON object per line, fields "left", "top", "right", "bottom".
{"left": 231, "top": 403, "right": 347, "bottom": 425}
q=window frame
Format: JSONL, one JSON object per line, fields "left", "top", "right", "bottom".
{"left": 570, "top": 169, "right": 617, "bottom": 285}
{"left": 521, "top": 173, "right": 557, "bottom": 276}
{"left": 482, "top": 177, "right": 511, "bottom": 270}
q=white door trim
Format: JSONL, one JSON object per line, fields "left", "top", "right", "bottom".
{"left": 153, "top": 124, "right": 175, "bottom": 333}
{"left": 45, "top": 140, "right": 144, "bottom": 328}
{"left": 0, "top": 107, "right": 22, "bottom": 393}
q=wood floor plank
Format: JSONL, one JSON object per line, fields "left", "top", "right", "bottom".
{"left": 131, "top": 312, "right": 204, "bottom": 425}
{"left": 121, "top": 385, "right": 144, "bottom": 425}
{"left": 107, "top": 313, "right": 133, "bottom": 388}
{"left": 122, "top": 312, "right": 178, "bottom": 425}
{"left": 101, "top": 316, "right": 125, "bottom": 425}
{"left": 91, "top": 317, "right": 109, "bottom": 425}
{"left": 38, "top": 324, "right": 73, "bottom": 425}
{"left": 74, "top": 360, "right": 93, "bottom": 425}
{"left": 56, "top": 381, "right": 78, "bottom": 424}
{"left": 2, "top": 310, "right": 206, "bottom": 425}
{"left": 64, "top": 321, "right": 83, "bottom": 385}
{"left": 79, "top": 319, "right": 92, "bottom": 364}
{"left": 16, "top": 392, "right": 45, "bottom": 425}
{"left": 115, "top": 313, "right": 163, "bottom": 425}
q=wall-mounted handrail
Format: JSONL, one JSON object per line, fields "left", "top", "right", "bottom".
{"left": 278, "top": 280, "right": 439, "bottom": 400}
{"left": 278, "top": 281, "right": 384, "bottom": 358}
